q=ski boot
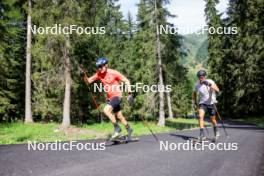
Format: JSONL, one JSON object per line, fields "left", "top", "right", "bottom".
{"left": 110, "top": 123, "right": 121, "bottom": 140}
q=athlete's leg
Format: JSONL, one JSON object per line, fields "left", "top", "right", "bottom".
{"left": 209, "top": 105, "right": 220, "bottom": 137}
{"left": 116, "top": 111, "right": 133, "bottom": 140}
{"left": 198, "top": 108, "right": 205, "bottom": 128}
{"left": 104, "top": 104, "right": 121, "bottom": 139}
{"left": 210, "top": 115, "right": 219, "bottom": 137}
{"left": 103, "top": 104, "right": 116, "bottom": 123}
{"left": 210, "top": 116, "right": 217, "bottom": 126}
{"left": 115, "top": 111, "right": 128, "bottom": 126}
{"left": 198, "top": 105, "right": 206, "bottom": 140}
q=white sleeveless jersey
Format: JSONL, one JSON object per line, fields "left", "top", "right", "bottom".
{"left": 194, "top": 79, "right": 217, "bottom": 105}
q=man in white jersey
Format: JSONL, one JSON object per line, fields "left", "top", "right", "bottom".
{"left": 192, "top": 70, "right": 220, "bottom": 141}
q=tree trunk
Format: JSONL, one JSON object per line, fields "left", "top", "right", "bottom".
{"left": 62, "top": 36, "right": 71, "bottom": 129}
{"left": 155, "top": 0, "right": 165, "bottom": 127}
{"left": 157, "top": 33, "right": 165, "bottom": 126}
{"left": 25, "top": 0, "right": 33, "bottom": 123}
{"left": 166, "top": 91, "right": 173, "bottom": 119}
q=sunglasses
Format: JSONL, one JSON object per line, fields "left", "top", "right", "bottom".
{"left": 97, "top": 64, "right": 106, "bottom": 70}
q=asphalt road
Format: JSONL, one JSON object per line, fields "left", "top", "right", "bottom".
{"left": 1, "top": 122, "right": 264, "bottom": 176}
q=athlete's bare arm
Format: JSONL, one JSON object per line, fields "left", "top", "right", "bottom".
{"left": 83, "top": 75, "right": 96, "bottom": 84}
{"left": 83, "top": 74, "right": 97, "bottom": 84}
{"left": 210, "top": 83, "right": 219, "bottom": 93}
{"left": 120, "top": 74, "right": 132, "bottom": 93}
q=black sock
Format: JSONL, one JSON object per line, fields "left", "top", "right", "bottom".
{"left": 200, "top": 128, "right": 205, "bottom": 137}
{"left": 214, "top": 126, "right": 218, "bottom": 135}
{"left": 113, "top": 123, "right": 120, "bottom": 129}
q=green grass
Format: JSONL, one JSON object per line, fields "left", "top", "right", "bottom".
{"left": 81, "top": 118, "right": 201, "bottom": 136}
{"left": 232, "top": 116, "right": 264, "bottom": 128}
{"left": 84, "top": 121, "right": 175, "bottom": 136}
{"left": 0, "top": 122, "right": 94, "bottom": 145}
{"left": 167, "top": 118, "right": 200, "bottom": 124}
{"left": 0, "top": 118, "right": 200, "bottom": 144}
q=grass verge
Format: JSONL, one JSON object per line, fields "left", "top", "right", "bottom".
{"left": 232, "top": 116, "right": 264, "bottom": 128}
{"left": 0, "top": 118, "right": 200, "bottom": 144}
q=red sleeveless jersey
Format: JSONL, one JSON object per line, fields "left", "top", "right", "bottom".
{"left": 90, "top": 69, "right": 122, "bottom": 100}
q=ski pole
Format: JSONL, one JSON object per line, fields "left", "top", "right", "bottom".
{"left": 213, "top": 104, "right": 229, "bottom": 137}
{"left": 78, "top": 65, "right": 103, "bottom": 122}
{"left": 139, "top": 116, "right": 159, "bottom": 142}
{"left": 126, "top": 92, "right": 158, "bottom": 142}
{"left": 84, "top": 76, "right": 103, "bottom": 122}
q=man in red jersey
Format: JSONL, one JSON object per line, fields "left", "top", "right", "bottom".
{"left": 83, "top": 57, "right": 133, "bottom": 140}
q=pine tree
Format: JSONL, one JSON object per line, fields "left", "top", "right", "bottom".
{"left": 207, "top": 0, "right": 264, "bottom": 117}
{"left": 0, "top": 0, "right": 26, "bottom": 122}
{"left": 31, "top": 0, "right": 83, "bottom": 127}
{"left": 135, "top": 0, "right": 190, "bottom": 123}
{"left": 225, "top": 0, "right": 264, "bottom": 116}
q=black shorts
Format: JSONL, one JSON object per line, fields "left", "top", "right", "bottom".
{"left": 107, "top": 96, "right": 122, "bottom": 113}
{"left": 199, "top": 104, "right": 216, "bottom": 116}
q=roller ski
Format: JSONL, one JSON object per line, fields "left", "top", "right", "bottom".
{"left": 191, "top": 136, "right": 212, "bottom": 144}
{"left": 106, "top": 126, "right": 138, "bottom": 146}
{"left": 106, "top": 135, "right": 139, "bottom": 146}
{"left": 191, "top": 128, "right": 211, "bottom": 144}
